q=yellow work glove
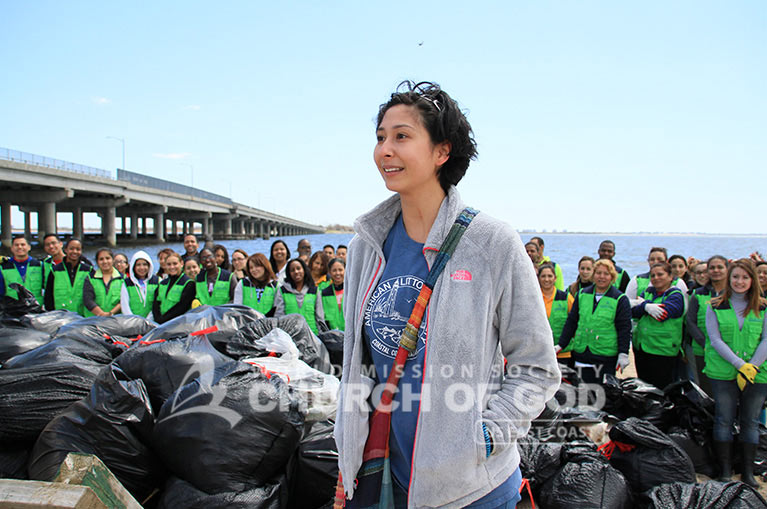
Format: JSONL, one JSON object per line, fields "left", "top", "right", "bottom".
{"left": 737, "top": 363, "right": 759, "bottom": 391}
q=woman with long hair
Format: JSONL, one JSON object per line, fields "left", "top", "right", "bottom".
{"left": 335, "top": 81, "right": 558, "bottom": 508}
{"left": 269, "top": 240, "right": 291, "bottom": 284}
{"left": 213, "top": 244, "right": 232, "bottom": 272}
{"left": 687, "top": 255, "right": 728, "bottom": 395}
{"left": 274, "top": 258, "right": 323, "bottom": 333}
{"left": 568, "top": 256, "right": 595, "bottom": 296}
{"left": 231, "top": 248, "right": 248, "bottom": 280}
{"left": 319, "top": 257, "right": 346, "bottom": 330}
{"left": 705, "top": 259, "right": 767, "bottom": 487}
{"left": 152, "top": 252, "right": 195, "bottom": 324}
{"left": 308, "top": 250, "right": 330, "bottom": 288}
{"left": 83, "top": 248, "right": 124, "bottom": 317}
{"left": 234, "top": 252, "right": 277, "bottom": 316}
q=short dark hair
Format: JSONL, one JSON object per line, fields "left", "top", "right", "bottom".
{"left": 648, "top": 247, "right": 668, "bottom": 260}
{"left": 64, "top": 238, "right": 82, "bottom": 249}
{"left": 337, "top": 244, "right": 347, "bottom": 251}
{"left": 183, "top": 233, "right": 197, "bottom": 241}
{"left": 377, "top": 81, "right": 477, "bottom": 193}
{"left": 530, "top": 236, "right": 544, "bottom": 248}
{"left": 43, "top": 233, "right": 59, "bottom": 242}
{"left": 323, "top": 244, "right": 334, "bottom": 251}
{"left": 600, "top": 240, "right": 615, "bottom": 249}
{"left": 11, "top": 235, "right": 28, "bottom": 244}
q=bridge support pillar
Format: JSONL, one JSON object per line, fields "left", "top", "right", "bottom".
{"left": 171, "top": 220, "right": 178, "bottom": 237}
{"left": 39, "top": 202, "right": 57, "bottom": 242}
{"left": 73, "top": 208, "right": 83, "bottom": 239}
{"left": 1, "top": 202, "right": 11, "bottom": 248}
{"left": 224, "top": 218, "right": 232, "bottom": 236}
{"left": 24, "top": 210, "right": 31, "bottom": 240}
{"left": 141, "top": 217, "right": 147, "bottom": 236}
{"left": 130, "top": 213, "right": 138, "bottom": 240}
{"left": 101, "top": 206, "right": 116, "bottom": 247}
{"left": 154, "top": 212, "right": 164, "bottom": 240}
{"left": 206, "top": 218, "right": 214, "bottom": 241}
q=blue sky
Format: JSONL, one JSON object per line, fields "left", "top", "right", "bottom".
{"left": 1, "top": 1, "right": 765, "bottom": 233}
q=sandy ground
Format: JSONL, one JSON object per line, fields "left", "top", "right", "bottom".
{"left": 514, "top": 350, "right": 767, "bottom": 507}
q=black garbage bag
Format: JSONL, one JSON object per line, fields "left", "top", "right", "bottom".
{"left": 152, "top": 362, "right": 304, "bottom": 494}
{"left": 114, "top": 333, "right": 234, "bottom": 413}
{"left": 21, "top": 309, "right": 83, "bottom": 335}
{"left": 157, "top": 475, "right": 285, "bottom": 509}
{"left": 225, "top": 315, "right": 332, "bottom": 374}
{"left": 28, "top": 364, "right": 163, "bottom": 503}
{"left": 756, "top": 425, "right": 767, "bottom": 476}
{"left": 0, "top": 440, "right": 32, "bottom": 479}
{"left": 287, "top": 419, "right": 338, "bottom": 509}
{"left": 540, "top": 442, "right": 632, "bottom": 509}
{"left": 603, "top": 375, "right": 675, "bottom": 430}
{"left": 668, "top": 426, "right": 717, "bottom": 478}
{"left": 0, "top": 358, "right": 105, "bottom": 441}
{"left": 54, "top": 314, "right": 155, "bottom": 343}
{"left": 0, "top": 284, "right": 43, "bottom": 323}
{"left": 642, "top": 480, "right": 767, "bottom": 508}
{"left": 0, "top": 326, "right": 52, "bottom": 363}
{"left": 606, "top": 417, "right": 695, "bottom": 495}
{"left": 517, "top": 436, "right": 563, "bottom": 492}
{"left": 3, "top": 334, "right": 126, "bottom": 368}
{"left": 316, "top": 329, "right": 344, "bottom": 370}
{"left": 138, "top": 304, "right": 262, "bottom": 347}
{"left": 664, "top": 379, "right": 716, "bottom": 444}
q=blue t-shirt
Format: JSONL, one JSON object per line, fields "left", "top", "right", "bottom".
{"left": 0, "top": 258, "right": 31, "bottom": 297}
{"left": 364, "top": 214, "right": 428, "bottom": 490}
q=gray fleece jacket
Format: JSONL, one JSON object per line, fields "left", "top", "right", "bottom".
{"left": 334, "top": 187, "right": 560, "bottom": 508}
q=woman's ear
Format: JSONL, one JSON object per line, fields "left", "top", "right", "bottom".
{"left": 435, "top": 141, "right": 451, "bottom": 167}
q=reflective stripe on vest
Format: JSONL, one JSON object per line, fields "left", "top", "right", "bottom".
{"left": 125, "top": 278, "right": 158, "bottom": 317}
{"left": 242, "top": 280, "right": 276, "bottom": 315}
{"left": 195, "top": 268, "right": 232, "bottom": 306}
{"left": 547, "top": 290, "right": 568, "bottom": 345}
{"left": 1, "top": 259, "right": 43, "bottom": 304}
{"left": 321, "top": 285, "right": 344, "bottom": 331}
{"left": 84, "top": 273, "right": 124, "bottom": 317}
{"left": 571, "top": 291, "right": 621, "bottom": 357}
{"left": 634, "top": 287, "right": 684, "bottom": 356}
{"left": 704, "top": 302, "right": 767, "bottom": 382}
{"left": 158, "top": 276, "right": 192, "bottom": 314}
{"left": 52, "top": 263, "right": 90, "bottom": 316}
{"left": 282, "top": 288, "right": 318, "bottom": 333}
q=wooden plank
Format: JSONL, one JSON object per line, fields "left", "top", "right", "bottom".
{"left": 0, "top": 479, "right": 106, "bottom": 509}
{"left": 53, "top": 454, "right": 142, "bottom": 509}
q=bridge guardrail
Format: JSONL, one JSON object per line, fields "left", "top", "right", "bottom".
{"left": 0, "top": 147, "right": 114, "bottom": 180}
{"left": 117, "top": 169, "right": 233, "bottom": 205}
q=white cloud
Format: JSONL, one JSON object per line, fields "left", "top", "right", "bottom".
{"left": 153, "top": 152, "right": 192, "bottom": 160}
{"left": 92, "top": 96, "right": 111, "bottom": 105}
{"left": 183, "top": 105, "right": 201, "bottom": 111}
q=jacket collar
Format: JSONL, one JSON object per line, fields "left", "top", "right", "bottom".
{"left": 354, "top": 186, "right": 466, "bottom": 253}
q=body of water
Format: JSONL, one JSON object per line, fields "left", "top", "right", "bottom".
{"left": 82, "top": 231, "right": 767, "bottom": 286}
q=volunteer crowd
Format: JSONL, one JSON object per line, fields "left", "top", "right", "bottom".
{"left": 3, "top": 232, "right": 767, "bottom": 486}
{"left": 0, "top": 233, "right": 347, "bottom": 335}
{"left": 527, "top": 237, "right": 767, "bottom": 487}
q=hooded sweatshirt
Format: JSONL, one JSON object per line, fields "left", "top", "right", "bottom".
{"left": 120, "top": 250, "right": 158, "bottom": 317}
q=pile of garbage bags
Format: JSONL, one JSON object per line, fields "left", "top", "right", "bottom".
{"left": 0, "top": 301, "right": 340, "bottom": 508}
{"left": 519, "top": 366, "right": 767, "bottom": 507}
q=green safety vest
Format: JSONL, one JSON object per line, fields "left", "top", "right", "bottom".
{"left": 195, "top": 268, "right": 233, "bottom": 306}
{"left": 634, "top": 287, "right": 685, "bottom": 357}
{"left": 704, "top": 301, "right": 767, "bottom": 382}
{"left": 241, "top": 279, "right": 277, "bottom": 315}
{"left": 612, "top": 266, "right": 627, "bottom": 291}
{"left": 52, "top": 262, "right": 91, "bottom": 316}
{"left": 635, "top": 272, "right": 651, "bottom": 298}
{"left": 42, "top": 255, "right": 61, "bottom": 290}
{"left": 321, "top": 284, "right": 345, "bottom": 331}
{"left": 84, "top": 270, "right": 124, "bottom": 317}
{"left": 157, "top": 275, "right": 192, "bottom": 314}
{"left": 1, "top": 258, "right": 43, "bottom": 305}
{"left": 547, "top": 290, "right": 569, "bottom": 345}
{"left": 124, "top": 276, "right": 158, "bottom": 317}
{"left": 282, "top": 288, "right": 318, "bottom": 333}
{"left": 691, "top": 287, "right": 717, "bottom": 356}
{"left": 570, "top": 290, "right": 625, "bottom": 357}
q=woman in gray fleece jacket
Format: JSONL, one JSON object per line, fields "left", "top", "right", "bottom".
{"left": 335, "top": 81, "right": 560, "bottom": 508}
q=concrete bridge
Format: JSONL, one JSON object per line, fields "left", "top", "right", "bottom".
{"left": 0, "top": 148, "right": 324, "bottom": 248}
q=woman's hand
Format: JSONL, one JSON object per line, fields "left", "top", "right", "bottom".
{"left": 645, "top": 303, "right": 667, "bottom": 321}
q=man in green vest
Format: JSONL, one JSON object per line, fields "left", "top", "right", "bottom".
{"left": 597, "top": 240, "right": 631, "bottom": 293}
{"left": 41, "top": 233, "right": 65, "bottom": 288}
{"left": 0, "top": 236, "right": 44, "bottom": 305}
{"left": 527, "top": 238, "right": 565, "bottom": 291}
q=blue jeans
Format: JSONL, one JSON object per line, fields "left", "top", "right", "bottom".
{"left": 709, "top": 378, "right": 767, "bottom": 444}
{"left": 392, "top": 468, "right": 522, "bottom": 509}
